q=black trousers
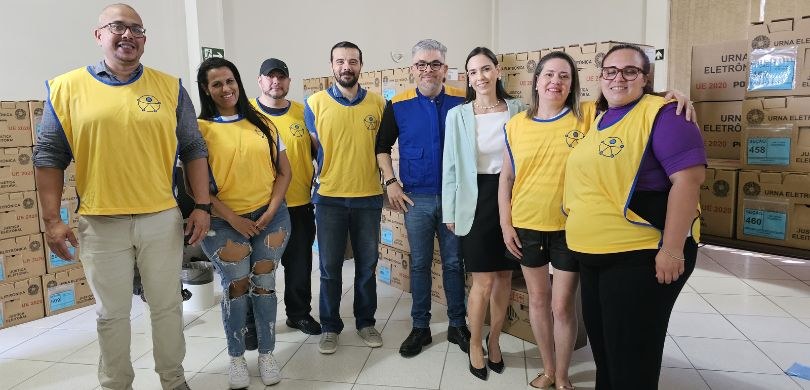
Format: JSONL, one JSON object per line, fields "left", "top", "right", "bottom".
{"left": 281, "top": 203, "right": 316, "bottom": 319}
{"left": 574, "top": 239, "right": 697, "bottom": 390}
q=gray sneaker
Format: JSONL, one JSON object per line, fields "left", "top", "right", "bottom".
{"left": 319, "top": 332, "right": 339, "bottom": 354}
{"left": 357, "top": 326, "right": 383, "bottom": 347}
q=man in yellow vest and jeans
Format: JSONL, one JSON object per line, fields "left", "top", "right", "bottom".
{"left": 33, "top": 4, "right": 211, "bottom": 390}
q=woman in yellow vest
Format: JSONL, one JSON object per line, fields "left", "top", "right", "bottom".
{"left": 498, "top": 51, "right": 594, "bottom": 390}
{"left": 195, "top": 57, "right": 292, "bottom": 389}
{"left": 563, "top": 44, "right": 706, "bottom": 389}
{"left": 442, "top": 47, "right": 524, "bottom": 381}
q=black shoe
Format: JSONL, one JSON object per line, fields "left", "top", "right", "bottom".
{"left": 286, "top": 316, "right": 322, "bottom": 335}
{"left": 469, "top": 353, "right": 488, "bottom": 380}
{"left": 486, "top": 333, "right": 504, "bottom": 374}
{"left": 399, "top": 328, "right": 432, "bottom": 357}
{"left": 447, "top": 325, "right": 471, "bottom": 354}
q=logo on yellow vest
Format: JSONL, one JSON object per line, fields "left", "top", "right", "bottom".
{"left": 363, "top": 115, "right": 378, "bottom": 130}
{"left": 289, "top": 122, "right": 306, "bottom": 137}
{"left": 565, "top": 129, "right": 586, "bottom": 148}
{"left": 599, "top": 136, "right": 625, "bottom": 158}
{"left": 137, "top": 95, "right": 161, "bottom": 112}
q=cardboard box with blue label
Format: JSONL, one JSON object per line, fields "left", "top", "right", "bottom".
{"left": 379, "top": 220, "right": 409, "bottom": 252}
{"left": 377, "top": 245, "right": 410, "bottom": 292}
{"left": 736, "top": 170, "right": 810, "bottom": 249}
{"left": 0, "top": 276, "right": 44, "bottom": 329}
{"left": 41, "top": 266, "right": 94, "bottom": 316}
{"left": 741, "top": 96, "right": 810, "bottom": 172}
{"left": 380, "top": 68, "right": 413, "bottom": 101}
{"left": 0, "top": 191, "right": 39, "bottom": 240}
{"left": 0, "top": 147, "right": 35, "bottom": 194}
{"left": 700, "top": 161, "right": 740, "bottom": 238}
{"left": 0, "top": 101, "right": 34, "bottom": 147}
{"left": 0, "top": 233, "right": 45, "bottom": 284}
{"left": 746, "top": 16, "right": 810, "bottom": 98}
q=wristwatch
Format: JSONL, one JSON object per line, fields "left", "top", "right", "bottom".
{"left": 193, "top": 203, "right": 213, "bottom": 214}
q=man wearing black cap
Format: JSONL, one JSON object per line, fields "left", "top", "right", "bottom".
{"left": 251, "top": 58, "right": 321, "bottom": 335}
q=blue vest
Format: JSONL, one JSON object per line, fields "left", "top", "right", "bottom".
{"left": 392, "top": 86, "right": 465, "bottom": 194}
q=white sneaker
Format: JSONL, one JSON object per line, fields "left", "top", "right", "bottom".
{"left": 258, "top": 353, "right": 281, "bottom": 385}
{"left": 228, "top": 355, "right": 250, "bottom": 389}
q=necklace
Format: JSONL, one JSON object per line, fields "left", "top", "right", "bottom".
{"left": 474, "top": 99, "right": 500, "bottom": 110}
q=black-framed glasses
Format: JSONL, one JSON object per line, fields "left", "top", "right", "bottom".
{"left": 413, "top": 61, "right": 445, "bottom": 72}
{"left": 100, "top": 22, "right": 146, "bottom": 38}
{"left": 600, "top": 66, "right": 645, "bottom": 81}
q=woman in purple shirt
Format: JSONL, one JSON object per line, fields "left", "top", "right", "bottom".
{"left": 563, "top": 44, "right": 706, "bottom": 389}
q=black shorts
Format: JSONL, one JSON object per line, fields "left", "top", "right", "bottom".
{"left": 506, "top": 229, "right": 578, "bottom": 272}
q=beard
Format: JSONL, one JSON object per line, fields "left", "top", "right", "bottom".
{"left": 336, "top": 72, "right": 358, "bottom": 88}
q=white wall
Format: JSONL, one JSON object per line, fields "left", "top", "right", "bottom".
{"left": 0, "top": 0, "right": 671, "bottom": 103}
{"left": 0, "top": 0, "right": 189, "bottom": 101}
{"left": 222, "top": 0, "right": 492, "bottom": 103}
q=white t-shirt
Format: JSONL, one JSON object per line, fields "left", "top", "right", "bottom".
{"left": 474, "top": 111, "right": 511, "bottom": 174}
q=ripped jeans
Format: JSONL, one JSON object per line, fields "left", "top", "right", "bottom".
{"left": 201, "top": 204, "right": 291, "bottom": 357}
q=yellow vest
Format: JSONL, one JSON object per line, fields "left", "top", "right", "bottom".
{"left": 306, "top": 90, "right": 385, "bottom": 197}
{"left": 251, "top": 99, "right": 313, "bottom": 207}
{"left": 564, "top": 95, "right": 699, "bottom": 253}
{"left": 198, "top": 118, "right": 277, "bottom": 215}
{"left": 505, "top": 102, "right": 595, "bottom": 231}
{"left": 48, "top": 66, "right": 179, "bottom": 215}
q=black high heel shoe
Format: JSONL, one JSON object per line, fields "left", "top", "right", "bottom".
{"left": 468, "top": 353, "right": 488, "bottom": 380}
{"left": 486, "top": 333, "right": 505, "bottom": 374}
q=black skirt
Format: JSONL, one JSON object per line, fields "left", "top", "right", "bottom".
{"left": 461, "top": 174, "right": 520, "bottom": 273}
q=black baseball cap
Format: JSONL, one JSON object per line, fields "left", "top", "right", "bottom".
{"left": 260, "top": 58, "right": 289, "bottom": 76}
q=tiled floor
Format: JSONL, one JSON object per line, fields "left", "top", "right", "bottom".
{"left": 1, "top": 244, "right": 809, "bottom": 389}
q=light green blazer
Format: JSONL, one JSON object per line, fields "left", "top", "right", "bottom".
{"left": 441, "top": 98, "right": 525, "bottom": 236}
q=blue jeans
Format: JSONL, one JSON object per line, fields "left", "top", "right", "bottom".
{"left": 201, "top": 204, "right": 290, "bottom": 356}
{"left": 316, "top": 203, "right": 382, "bottom": 333}
{"left": 404, "top": 194, "right": 466, "bottom": 328}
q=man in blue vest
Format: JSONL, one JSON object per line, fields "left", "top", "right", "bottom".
{"left": 376, "top": 39, "right": 470, "bottom": 357}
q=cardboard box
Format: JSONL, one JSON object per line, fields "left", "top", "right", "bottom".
{"left": 380, "top": 221, "right": 409, "bottom": 252}
{"left": 430, "top": 261, "right": 446, "bottom": 305}
{"left": 700, "top": 162, "right": 740, "bottom": 238}
{"left": 44, "top": 228, "right": 80, "bottom": 274}
{"left": 694, "top": 101, "right": 744, "bottom": 160}
{"left": 359, "top": 71, "right": 382, "bottom": 95}
{"left": 740, "top": 96, "right": 810, "bottom": 172}
{"left": 64, "top": 161, "right": 76, "bottom": 187}
{"left": 0, "top": 101, "right": 34, "bottom": 147}
{"left": 38, "top": 186, "right": 78, "bottom": 232}
{"left": 746, "top": 16, "right": 810, "bottom": 97}
{"left": 0, "top": 276, "right": 44, "bottom": 329}
{"left": 736, "top": 170, "right": 810, "bottom": 249}
{"left": 41, "top": 266, "right": 95, "bottom": 316}
{"left": 443, "top": 68, "right": 468, "bottom": 92}
{"left": 498, "top": 51, "right": 541, "bottom": 105}
{"left": 566, "top": 42, "right": 656, "bottom": 102}
{"left": 381, "top": 68, "right": 414, "bottom": 101}
{"left": 0, "top": 233, "right": 45, "bottom": 284}
{"left": 0, "top": 147, "right": 35, "bottom": 194}
{"left": 0, "top": 191, "right": 40, "bottom": 240}
{"left": 29, "top": 101, "right": 44, "bottom": 145}
{"left": 377, "top": 245, "right": 410, "bottom": 292}
{"left": 381, "top": 207, "right": 405, "bottom": 228}
{"left": 690, "top": 40, "right": 749, "bottom": 101}
{"left": 303, "top": 77, "right": 328, "bottom": 101}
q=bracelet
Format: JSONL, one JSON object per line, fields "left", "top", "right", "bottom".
{"left": 384, "top": 177, "right": 398, "bottom": 187}
{"left": 659, "top": 247, "right": 685, "bottom": 261}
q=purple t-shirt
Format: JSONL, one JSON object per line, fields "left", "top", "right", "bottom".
{"left": 598, "top": 100, "right": 706, "bottom": 191}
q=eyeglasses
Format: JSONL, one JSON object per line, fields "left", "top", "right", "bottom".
{"left": 99, "top": 22, "right": 146, "bottom": 38}
{"left": 413, "top": 61, "right": 445, "bottom": 72}
{"left": 600, "top": 66, "right": 645, "bottom": 81}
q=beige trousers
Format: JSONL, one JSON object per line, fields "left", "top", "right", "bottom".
{"left": 79, "top": 208, "right": 186, "bottom": 390}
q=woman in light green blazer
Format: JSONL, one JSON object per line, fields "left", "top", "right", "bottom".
{"left": 442, "top": 46, "right": 525, "bottom": 381}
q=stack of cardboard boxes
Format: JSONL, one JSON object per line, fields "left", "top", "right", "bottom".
{"left": 692, "top": 15, "right": 810, "bottom": 252}
{"left": 0, "top": 100, "right": 93, "bottom": 331}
